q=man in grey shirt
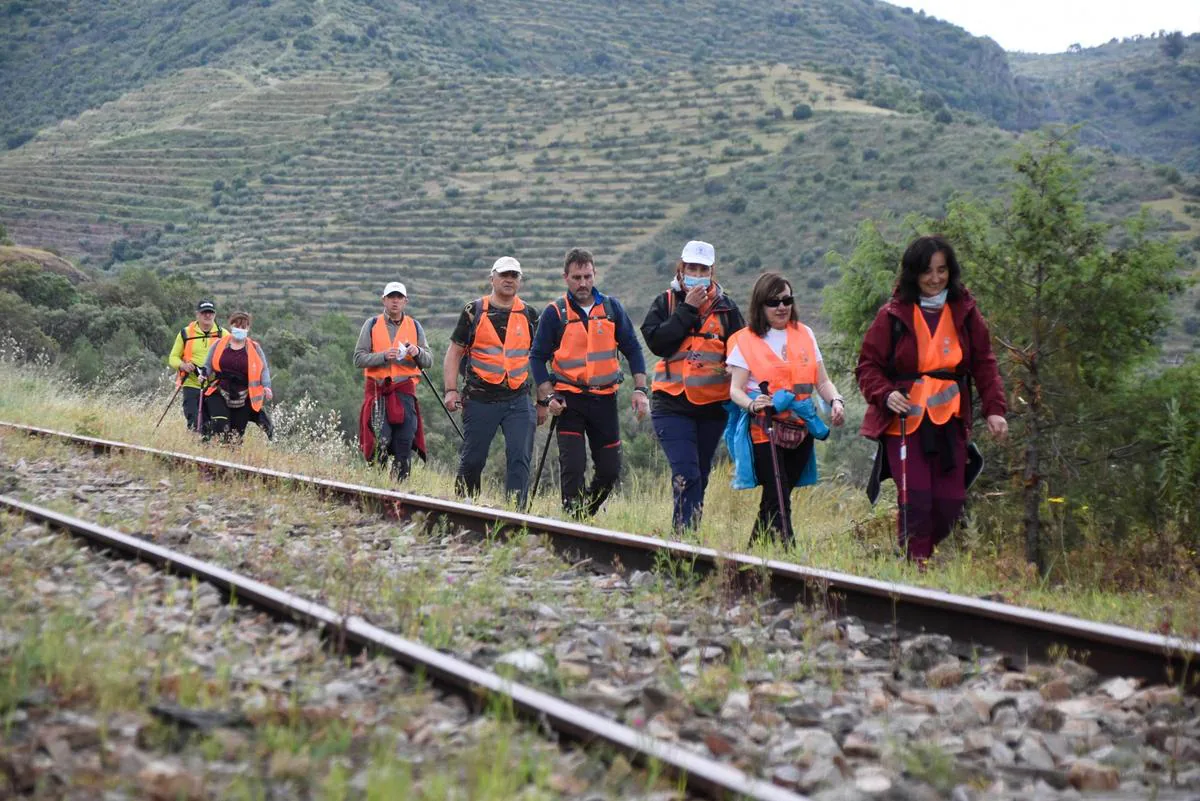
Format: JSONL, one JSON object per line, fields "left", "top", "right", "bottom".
{"left": 353, "top": 281, "right": 433, "bottom": 480}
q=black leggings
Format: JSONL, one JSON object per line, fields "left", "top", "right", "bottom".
{"left": 752, "top": 435, "right": 815, "bottom": 544}
{"left": 203, "top": 393, "right": 265, "bottom": 441}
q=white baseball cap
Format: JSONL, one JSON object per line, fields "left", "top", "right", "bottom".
{"left": 381, "top": 281, "right": 408, "bottom": 298}
{"left": 490, "top": 256, "right": 522, "bottom": 275}
{"left": 680, "top": 240, "right": 715, "bottom": 266}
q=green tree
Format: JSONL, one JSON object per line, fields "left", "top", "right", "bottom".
{"left": 0, "top": 262, "right": 77, "bottom": 309}
{"left": 1161, "top": 30, "right": 1185, "bottom": 59}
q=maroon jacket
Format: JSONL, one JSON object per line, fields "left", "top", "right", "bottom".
{"left": 856, "top": 290, "right": 1006, "bottom": 440}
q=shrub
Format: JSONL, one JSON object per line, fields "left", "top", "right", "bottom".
{"left": 6, "top": 131, "right": 34, "bottom": 150}
{"left": 792, "top": 103, "right": 813, "bottom": 120}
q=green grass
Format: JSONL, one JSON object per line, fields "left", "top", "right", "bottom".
{"left": 2, "top": 356, "right": 1198, "bottom": 641}
{"left": 0, "top": 513, "right": 646, "bottom": 800}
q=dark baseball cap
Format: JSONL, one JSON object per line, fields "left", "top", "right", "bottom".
{"left": 197, "top": 300, "right": 216, "bottom": 312}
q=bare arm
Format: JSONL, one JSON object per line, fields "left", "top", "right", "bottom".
{"left": 728, "top": 366, "right": 771, "bottom": 413}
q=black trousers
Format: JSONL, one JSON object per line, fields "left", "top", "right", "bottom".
{"left": 752, "top": 435, "right": 815, "bottom": 544}
{"left": 555, "top": 392, "right": 621, "bottom": 519}
{"left": 203, "top": 392, "right": 265, "bottom": 441}
{"left": 181, "top": 387, "right": 202, "bottom": 431}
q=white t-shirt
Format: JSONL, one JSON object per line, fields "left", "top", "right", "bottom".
{"left": 727, "top": 325, "right": 822, "bottom": 392}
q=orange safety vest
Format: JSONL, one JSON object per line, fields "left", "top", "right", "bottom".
{"left": 551, "top": 295, "right": 622, "bottom": 395}
{"left": 364, "top": 315, "right": 421, "bottom": 383}
{"left": 729, "top": 323, "right": 819, "bottom": 445}
{"left": 469, "top": 297, "right": 531, "bottom": 390}
{"left": 176, "top": 322, "right": 223, "bottom": 387}
{"left": 650, "top": 291, "right": 731, "bottom": 404}
{"left": 885, "top": 305, "right": 963, "bottom": 436}
{"left": 205, "top": 336, "right": 266, "bottom": 412}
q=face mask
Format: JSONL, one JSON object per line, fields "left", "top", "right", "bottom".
{"left": 231, "top": 327, "right": 249, "bottom": 342}
{"left": 919, "top": 289, "right": 948, "bottom": 311}
{"left": 682, "top": 276, "right": 711, "bottom": 290}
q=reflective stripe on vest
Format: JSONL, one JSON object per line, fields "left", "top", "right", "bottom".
{"left": 729, "top": 323, "right": 819, "bottom": 445}
{"left": 364, "top": 315, "right": 421, "bottom": 383}
{"left": 177, "top": 322, "right": 222, "bottom": 387}
{"left": 551, "top": 295, "right": 622, "bottom": 395}
{"left": 650, "top": 291, "right": 731, "bottom": 404}
{"left": 469, "top": 296, "right": 531, "bottom": 390}
{"left": 205, "top": 336, "right": 266, "bottom": 412}
{"left": 885, "top": 305, "right": 963, "bottom": 436}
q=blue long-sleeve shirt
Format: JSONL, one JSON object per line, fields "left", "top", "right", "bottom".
{"left": 530, "top": 289, "right": 647, "bottom": 386}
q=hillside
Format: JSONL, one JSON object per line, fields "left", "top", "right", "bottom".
{"left": 1013, "top": 34, "right": 1200, "bottom": 172}
{"left": 1, "top": 1, "right": 1198, "bottom": 356}
{"left": 0, "top": 0, "right": 1035, "bottom": 153}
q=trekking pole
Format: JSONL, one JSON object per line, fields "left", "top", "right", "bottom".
{"left": 415, "top": 363, "right": 465, "bottom": 442}
{"left": 898, "top": 412, "right": 909, "bottom": 555}
{"left": 153, "top": 380, "right": 185, "bottom": 431}
{"left": 526, "top": 414, "right": 558, "bottom": 512}
{"left": 759, "top": 382, "right": 791, "bottom": 543}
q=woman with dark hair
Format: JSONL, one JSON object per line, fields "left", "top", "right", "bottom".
{"left": 641, "top": 240, "right": 746, "bottom": 533}
{"left": 726, "top": 272, "right": 845, "bottom": 544}
{"left": 856, "top": 235, "right": 1007, "bottom": 564}
{"left": 202, "top": 310, "right": 274, "bottom": 441}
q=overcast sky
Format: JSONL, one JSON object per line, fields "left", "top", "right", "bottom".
{"left": 902, "top": 1, "right": 1199, "bottom": 54}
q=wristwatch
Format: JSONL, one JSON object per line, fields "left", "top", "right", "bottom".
{"left": 536, "top": 397, "right": 551, "bottom": 407}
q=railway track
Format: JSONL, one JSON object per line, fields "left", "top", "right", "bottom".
{"left": 0, "top": 507, "right": 611, "bottom": 799}
{"left": 0, "top": 495, "right": 801, "bottom": 801}
{"left": 3, "top": 420, "right": 1195, "bottom": 695}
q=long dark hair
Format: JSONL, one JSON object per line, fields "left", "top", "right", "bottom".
{"left": 747, "top": 272, "right": 797, "bottom": 336}
{"left": 895, "top": 235, "right": 965, "bottom": 303}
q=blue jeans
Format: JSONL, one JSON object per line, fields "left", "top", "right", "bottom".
{"left": 457, "top": 394, "right": 536, "bottom": 506}
{"left": 652, "top": 412, "right": 725, "bottom": 532}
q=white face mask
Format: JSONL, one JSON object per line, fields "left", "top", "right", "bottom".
{"left": 231, "top": 327, "right": 249, "bottom": 342}
{"left": 682, "top": 275, "right": 711, "bottom": 290}
{"left": 919, "top": 289, "right": 948, "bottom": 311}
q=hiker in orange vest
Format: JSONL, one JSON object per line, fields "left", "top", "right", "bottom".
{"left": 856, "top": 236, "right": 1008, "bottom": 564}
{"left": 167, "top": 299, "right": 223, "bottom": 431}
{"left": 530, "top": 248, "right": 649, "bottom": 519}
{"left": 726, "top": 273, "right": 846, "bottom": 544}
{"left": 354, "top": 281, "right": 432, "bottom": 481}
{"left": 640, "top": 240, "right": 745, "bottom": 533}
{"left": 442, "top": 257, "right": 543, "bottom": 507}
{"left": 201, "top": 311, "right": 273, "bottom": 441}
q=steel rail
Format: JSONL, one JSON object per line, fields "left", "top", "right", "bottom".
{"left": 0, "top": 494, "right": 804, "bottom": 801}
{"left": 3, "top": 421, "right": 1198, "bottom": 693}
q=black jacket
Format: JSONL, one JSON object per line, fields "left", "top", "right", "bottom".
{"left": 640, "top": 282, "right": 745, "bottom": 417}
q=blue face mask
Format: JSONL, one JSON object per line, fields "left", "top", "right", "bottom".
{"left": 231, "top": 327, "right": 249, "bottom": 342}
{"left": 682, "top": 276, "right": 711, "bottom": 290}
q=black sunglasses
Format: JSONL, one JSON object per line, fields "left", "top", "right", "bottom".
{"left": 763, "top": 296, "right": 794, "bottom": 308}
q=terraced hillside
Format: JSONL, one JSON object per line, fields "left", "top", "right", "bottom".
{"left": 0, "top": 0, "right": 1034, "bottom": 151}
{"left": 2, "top": 64, "right": 904, "bottom": 319}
